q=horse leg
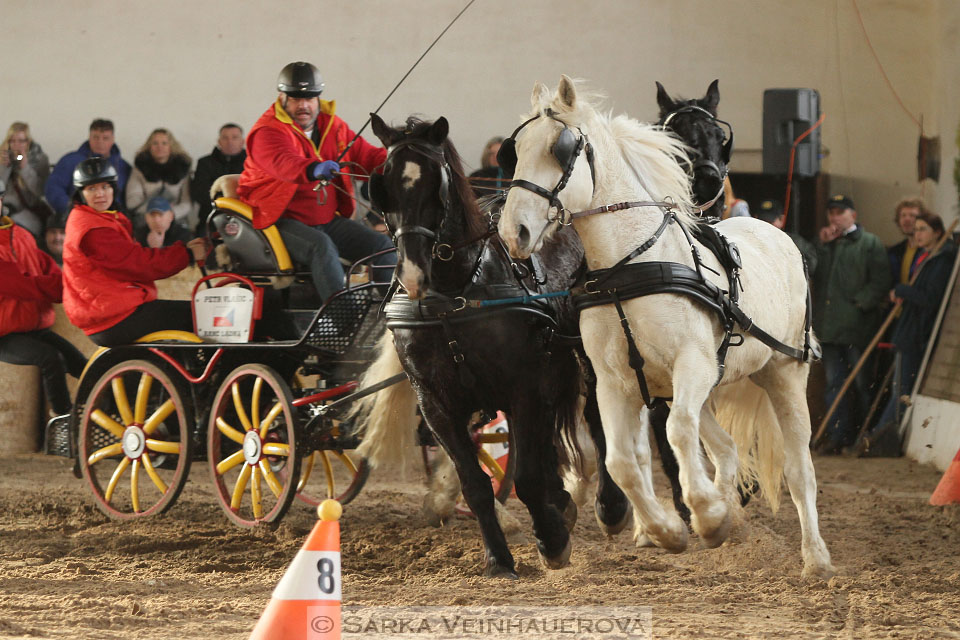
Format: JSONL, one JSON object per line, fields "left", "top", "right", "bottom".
{"left": 648, "top": 398, "right": 690, "bottom": 523}
{"left": 698, "top": 405, "right": 740, "bottom": 510}
{"left": 419, "top": 395, "right": 517, "bottom": 578}
{"left": 754, "top": 362, "right": 836, "bottom": 578}
{"left": 509, "top": 404, "right": 573, "bottom": 570}
{"left": 668, "top": 353, "right": 730, "bottom": 549}
{"left": 422, "top": 447, "right": 461, "bottom": 527}
{"left": 584, "top": 382, "right": 632, "bottom": 535}
{"left": 595, "top": 371, "right": 688, "bottom": 552}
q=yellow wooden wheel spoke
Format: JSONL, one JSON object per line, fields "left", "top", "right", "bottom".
{"left": 104, "top": 457, "right": 132, "bottom": 503}
{"left": 476, "top": 432, "right": 509, "bottom": 444}
{"left": 111, "top": 377, "right": 134, "bottom": 426}
{"left": 477, "top": 447, "right": 505, "bottom": 481}
{"left": 131, "top": 459, "right": 141, "bottom": 513}
{"left": 251, "top": 377, "right": 263, "bottom": 432}
{"left": 216, "top": 450, "right": 246, "bottom": 475}
{"left": 231, "top": 382, "right": 253, "bottom": 432}
{"left": 91, "top": 409, "right": 125, "bottom": 440}
{"left": 215, "top": 417, "right": 245, "bottom": 445}
{"left": 258, "top": 460, "right": 283, "bottom": 497}
{"left": 261, "top": 442, "right": 289, "bottom": 457}
{"left": 251, "top": 466, "right": 263, "bottom": 519}
{"left": 332, "top": 451, "right": 359, "bottom": 475}
{"left": 87, "top": 442, "right": 124, "bottom": 466}
{"left": 230, "top": 464, "right": 252, "bottom": 509}
{"left": 259, "top": 401, "right": 284, "bottom": 438}
{"left": 321, "top": 451, "right": 336, "bottom": 499}
{"left": 134, "top": 373, "right": 154, "bottom": 424}
{"left": 143, "top": 399, "right": 175, "bottom": 436}
{"left": 146, "top": 439, "right": 180, "bottom": 455}
{"left": 141, "top": 453, "right": 168, "bottom": 494}
{"left": 297, "top": 452, "right": 317, "bottom": 493}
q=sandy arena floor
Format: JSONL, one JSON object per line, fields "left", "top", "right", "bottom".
{"left": 0, "top": 452, "right": 958, "bottom": 639}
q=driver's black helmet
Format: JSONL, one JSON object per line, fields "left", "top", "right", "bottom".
{"left": 277, "top": 61, "right": 324, "bottom": 98}
{"left": 72, "top": 157, "right": 118, "bottom": 190}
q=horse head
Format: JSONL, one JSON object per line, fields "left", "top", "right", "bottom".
{"left": 499, "top": 75, "right": 598, "bottom": 259}
{"left": 369, "top": 114, "right": 485, "bottom": 299}
{"left": 655, "top": 79, "right": 732, "bottom": 217}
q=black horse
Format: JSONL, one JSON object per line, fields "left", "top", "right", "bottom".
{"left": 656, "top": 79, "right": 732, "bottom": 218}
{"left": 367, "top": 114, "right": 631, "bottom": 578}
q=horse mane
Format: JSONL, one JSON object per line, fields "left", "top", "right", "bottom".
{"left": 401, "top": 117, "right": 488, "bottom": 240}
{"left": 533, "top": 84, "right": 698, "bottom": 232}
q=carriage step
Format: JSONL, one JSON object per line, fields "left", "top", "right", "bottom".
{"left": 43, "top": 415, "right": 72, "bottom": 458}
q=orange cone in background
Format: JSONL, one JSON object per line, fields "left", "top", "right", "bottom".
{"left": 930, "top": 446, "right": 960, "bottom": 506}
{"left": 250, "top": 499, "right": 343, "bottom": 640}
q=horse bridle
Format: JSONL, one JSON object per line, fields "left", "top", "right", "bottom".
{"left": 658, "top": 104, "right": 734, "bottom": 214}
{"left": 497, "top": 109, "right": 596, "bottom": 224}
{"left": 374, "top": 137, "right": 461, "bottom": 261}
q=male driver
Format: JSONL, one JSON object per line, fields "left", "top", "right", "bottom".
{"left": 45, "top": 119, "right": 131, "bottom": 216}
{"left": 812, "top": 194, "right": 891, "bottom": 454}
{"left": 191, "top": 123, "right": 247, "bottom": 232}
{"left": 238, "top": 61, "right": 394, "bottom": 301}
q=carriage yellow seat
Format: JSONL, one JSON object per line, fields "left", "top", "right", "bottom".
{"left": 210, "top": 197, "right": 295, "bottom": 283}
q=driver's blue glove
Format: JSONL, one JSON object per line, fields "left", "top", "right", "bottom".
{"left": 309, "top": 160, "right": 340, "bottom": 181}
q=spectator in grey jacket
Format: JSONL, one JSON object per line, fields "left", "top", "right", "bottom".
{"left": 0, "top": 122, "right": 53, "bottom": 237}
{"left": 191, "top": 123, "right": 246, "bottom": 234}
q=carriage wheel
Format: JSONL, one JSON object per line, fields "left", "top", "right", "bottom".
{"left": 207, "top": 364, "right": 301, "bottom": 527}
{"left": 79, "top": 360, "right": 192, "bottom": 520}
{"left": 294, "top": 448, "right": 370, "bottom": 507}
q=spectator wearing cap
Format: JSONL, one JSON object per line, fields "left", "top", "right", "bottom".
{"left": 812, "top": 194, "right": 892, "bottom": 454}
{"left": 191, "top": 123, "right": 247, "bottom": 234}
{"left": 135, "top": 196, "right": 193, "bottom": 249}
{"left": 41, "top": 212, "right": 68, "bottom": 265}
{"left": 753, "top": 199, "right": 817, "bottom": 277}
{"left": 45, "top": 119, "right": 131, "bottom": 216}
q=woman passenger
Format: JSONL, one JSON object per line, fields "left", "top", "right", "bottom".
{"left": 63, "top": 157, "right": 209, "bottom": 347}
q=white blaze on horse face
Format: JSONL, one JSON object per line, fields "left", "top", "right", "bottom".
{"left": 401, "top": 161, "right": 421, "bottom": 190}
{"left": 399, "top": 257, "right": 425, "bottom": 299}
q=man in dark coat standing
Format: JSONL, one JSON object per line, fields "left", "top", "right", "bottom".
{"left": 191, "top": 123, "right": 247, "bottom": 233}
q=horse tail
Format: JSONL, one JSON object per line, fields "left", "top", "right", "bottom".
{"left": 348, "top": 332, "right": 420, "bottom": 470}
{"left": 554, "top": 352, "right": 592, "bottom": 481}
{"left": 711, "top": 377, "right": 785, "bottom": 514}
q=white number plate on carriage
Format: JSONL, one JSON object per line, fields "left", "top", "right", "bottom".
{"left": 193, "top": 287, "right": 255, "bottom": 343}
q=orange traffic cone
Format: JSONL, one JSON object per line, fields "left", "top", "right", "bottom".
{"left": 930, "top": 446, "right": 960, "bottom": 506}
{"left": 250, "top": 499, "right": 343, "bottom": 640}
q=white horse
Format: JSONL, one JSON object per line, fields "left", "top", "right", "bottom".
{"left": 498, "top": 76, "right": 834, "bottom": 579}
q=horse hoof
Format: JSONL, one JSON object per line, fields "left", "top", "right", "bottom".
{"left": 483, "top": 554, "right": 518, "bottom": 579}
{"left": 538, "top": 538, "right": 572, "bottom": 570}
{"left": 597, "top": 501, "right": 632, "bottom": 536}
{"left": 421, "top": 500, "right": 448, "bottom": 528}
{"left": 699, "top": 510, "right": 732, "bottom": 549}
{"left": 562, "top": 500, "right": 578, "bottom": 532}
{"left": 634, "top": 533, "right": 656, "bottom": 548}
{"left": 802, "top": 562, "right": 837, "bottom": 580}
{"left": 648, "top": 521, "right": 688, "bottom": 553}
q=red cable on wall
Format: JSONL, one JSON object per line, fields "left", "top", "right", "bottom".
{"left": 781, "top": 113, "right": 826, "bottom": 227}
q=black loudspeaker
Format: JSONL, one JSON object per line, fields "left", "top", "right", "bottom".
{"left": 762, "top": 89, "right": 821, "bottom": 176}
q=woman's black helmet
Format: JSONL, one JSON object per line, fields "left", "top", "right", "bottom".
{"left": 72, "top": 156, "right": 118, "bottom": 189}
{"left": 277, "top": 61, "right": 324, "bottom": 98}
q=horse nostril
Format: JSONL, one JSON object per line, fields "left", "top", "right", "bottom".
{"left": 517, "top": 224, "right": 531, "bottom": 248}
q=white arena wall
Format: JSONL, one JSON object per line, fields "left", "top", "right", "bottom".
{"left": 2, "top": 0, "right": 958, "bottom": 242}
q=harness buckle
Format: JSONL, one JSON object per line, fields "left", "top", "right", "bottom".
{"left": 584, "top": 279, "right": 600, "bottom": 294}
{"left": 434, "top": 243, "right": 454, "bottom": 261}
{"left": 448, "top": 340, "right": 465, "bottom": 363}
{"left": 728, "top": 333, "right": 744, "bottom": 347}
{"left": 451, "top": 296, "right": 467, "bottom": 312}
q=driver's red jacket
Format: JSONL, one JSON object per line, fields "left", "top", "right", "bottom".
{"left": 238, "top": 98, "right": 386, "bottom": 229}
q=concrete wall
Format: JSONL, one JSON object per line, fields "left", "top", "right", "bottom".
{"left": 2, "top": 0, "right": 957, "bottom": 241}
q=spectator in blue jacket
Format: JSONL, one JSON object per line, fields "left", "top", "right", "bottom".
{"left": 45, "top": 119, "right": 131, "bottom": 216}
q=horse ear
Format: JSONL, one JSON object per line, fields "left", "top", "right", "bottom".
{"left": 370, "top": 113, "right": 398, "bottom": 147}
{"left": 702, "top": 79, "right": 720, "bottom": 115}
{"left": 556, "top": 75, "right": 577, "bottom": 110}
{"left": 427, "top": 116, "right": 449, "bottom": 146}
{"left": 656, "top": 81, "right": 674, "bottom": 115}
{"left": 531, "top": 81, "right": 548, "bottom": 110}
